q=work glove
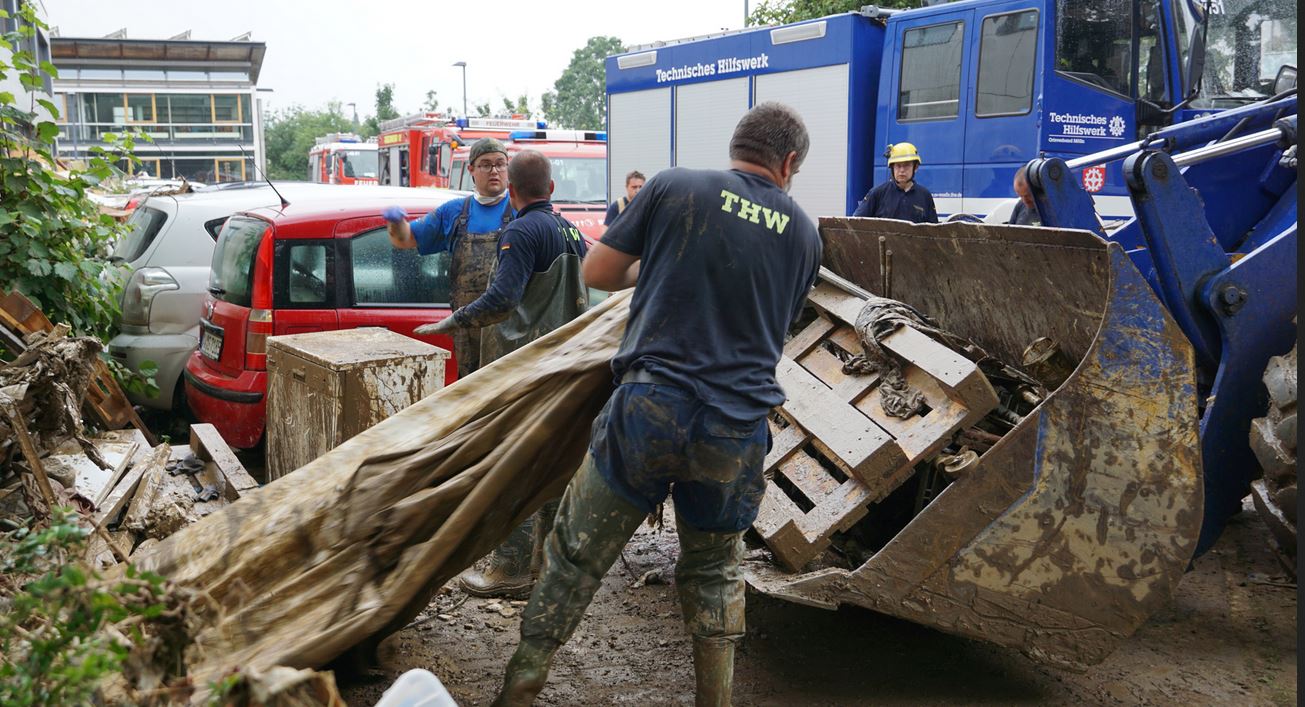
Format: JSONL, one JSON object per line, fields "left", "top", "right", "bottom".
{"left": 414, "top": 316, "right": 459, "bottom": 336}
{"left": 382, "top": 206, "right": 407, "bottom": 224}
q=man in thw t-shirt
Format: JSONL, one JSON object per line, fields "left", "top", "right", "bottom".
{"left": 495, "top": 102, "right": 821, "bottom": 707}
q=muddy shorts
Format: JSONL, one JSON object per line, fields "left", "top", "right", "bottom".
{"left": 589, "top": 381, "right": 769, "bottom": 533}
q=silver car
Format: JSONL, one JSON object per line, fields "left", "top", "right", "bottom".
{"left": 108, "top": 182, "right": 338, "bottom": 411}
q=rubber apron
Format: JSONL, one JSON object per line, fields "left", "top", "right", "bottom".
{"left": 479, "top": 213, "right": 589, "bottom": 366}
{"left": 449, "top": 196, "right": 513, "bottom": 378}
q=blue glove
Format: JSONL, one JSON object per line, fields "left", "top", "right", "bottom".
{"left": 382, "top": 206, "right": 407, "bottom": 224}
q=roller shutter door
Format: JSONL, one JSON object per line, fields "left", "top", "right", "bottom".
{"left": 675, "top": 77, "right": 749, "bottom": 170}
{"left": 753, "top": 63, "right": 850, "bottom": 219}
{"left": 608, "top": 88, "right": 671, "bottom": 200}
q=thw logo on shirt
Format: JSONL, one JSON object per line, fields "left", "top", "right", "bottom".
{"left": 719, "top": 190, "right": 791, "bottom": 235}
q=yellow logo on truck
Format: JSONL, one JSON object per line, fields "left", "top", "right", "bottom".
{"left": 380, "top": 133, "right": 405, "bottom": 146}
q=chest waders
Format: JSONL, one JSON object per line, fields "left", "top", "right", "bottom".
{"left": 449, "top": 196, "right": 512, "bottom": 378}
{"left": 459, "top": 213, "right": 590, "bottom": 600}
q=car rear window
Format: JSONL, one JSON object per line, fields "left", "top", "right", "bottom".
{"left": 112, "top": 206, "right": 169, "bottom": 262}
{"left": 209, "top": 216, "right": 268, "bottom": 308}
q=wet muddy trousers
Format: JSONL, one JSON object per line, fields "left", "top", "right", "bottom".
{"left": 494, "top": 459, "right": 745, "bottom": 706}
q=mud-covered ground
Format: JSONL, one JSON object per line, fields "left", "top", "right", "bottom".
{"left": 337, "top": 500, "right": 1297, "bottom": 706}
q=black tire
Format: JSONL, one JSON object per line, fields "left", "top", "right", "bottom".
{"left": 1249, "top": 344, "right": 1297, "bottom": 575}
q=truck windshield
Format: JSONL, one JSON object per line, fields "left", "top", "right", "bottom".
{"left": 1175, "top": 0, "right": 1297, "bottom": 107}
{"left": 547, "top": 157, "right": 606, "bottom": 203}
{"left": 340, "top": 150, "right": 379, "bottom": 179}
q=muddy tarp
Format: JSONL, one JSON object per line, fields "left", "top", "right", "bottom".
{"left": 132, "top": 292, "right": 631, "bottom": 686}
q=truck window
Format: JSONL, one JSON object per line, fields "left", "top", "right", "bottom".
{"left": 379, "top": 148, "right": 393, "bottom": 185}
{"left": 1055, "top": 0, "right": 1132, "bottom": 96}
{"left": 977, "top": 10, "right": 1039, "bottom": 117}
{"left": 898, "top": 21, "right": 964, "bottom": 121}
{"left": 399, "top": 148, "right": 410, "bottom": 187}
{"left": 340, "top": 150, "right": 378, "bottom": 179}
{"left": 450, "top": 159, "right": 467, "bottom": 190}
{"left": 349, "top": 228, "right": 451, "bottom": 305}
{"left": 1177, "top": 0, "right": 1297, "bottom": 108}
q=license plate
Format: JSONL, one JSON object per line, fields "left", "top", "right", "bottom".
{"left": 199, "top": 325, "right": 223, "bottom": 360}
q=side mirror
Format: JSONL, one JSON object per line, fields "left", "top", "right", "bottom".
{"left": 1273, "top": 65, "right": 1297, "bottom": 96}
{"left": 1182, "top": 2, "right": 1210, "bottom": 99}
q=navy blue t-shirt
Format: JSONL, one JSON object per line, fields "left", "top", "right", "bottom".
{"left": 852, "top": 180, "right": 938, "bottom": 223}
{"left": 455, "top": 200, "right": 588, "bottom": 327}
{"left": 601, "top": 167, "right": 822, "bottom": 422}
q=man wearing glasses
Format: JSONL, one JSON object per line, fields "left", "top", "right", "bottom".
{"left": 385, "top": 137, "right": 515, "bottom": 378}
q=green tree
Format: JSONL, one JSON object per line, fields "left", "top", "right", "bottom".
{"left": 423, "top": 90, "right": 441, "bottom": 112}
{"left": 475, "top": 101, "right": 492, "bottom": 117}
{"left": 747, "top": 0, "right": 913, "bottom": 26}
{"left": 0, "top": 2, "right": 134, "bottom": 341}
{"left": 363, "top": 83, "right": 400, "bottom": 134}
{"left": 501, "top": 94, "right": 533, "bottom": 117}
{"left": 541, "top": 36, "right": 624, "bottom": 129}
{"left": 262, "top": 102, "right": 355, "bottom": 180}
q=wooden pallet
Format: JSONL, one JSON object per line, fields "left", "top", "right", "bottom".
{"left": 752, "top": 283, "right": 998, "bottom": 571}
{"left": 0, "top": 291, "right": 157, "bottom": 445}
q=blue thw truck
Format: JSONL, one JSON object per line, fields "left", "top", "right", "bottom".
{"left": 604, "top": 0, "right": 1295, "bottom": 224}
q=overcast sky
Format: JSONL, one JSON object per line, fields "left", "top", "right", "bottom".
{"left": 43, "top": 0, "right": 747, "bottom": 118}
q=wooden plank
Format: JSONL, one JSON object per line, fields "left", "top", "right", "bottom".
{"left": 752, "top": 484, "right": 820, "bottom": 572}
{"left": 827, "top": 326, "right": 863, "bottom": 357}
{"left": 764, "top": 419, "right": 807, "bottom": 475}
{"left": 93, "top": 441, "right": 140, "bottom": 507}
{"left": 807, "top": 282, "right": 865, "bottom": 328}
{"left": 777, "top": 449, "right": 841, "bottom": 502}
{"left": 191, "top": 423, "right": 259, "bottom": 496}
{"left": 881, "top": 326, "right": 998, "bottom": 411}
{"left": 98, "top": 443, "right": 169, "bottom": 526}
{"left": 797, "top": 345, "right": 878, "bottom": 402}
{"left": 775, "top": 357, "right": 907, "bottom": 488}
{"left": 783, "top": 317, "right": 835, "bottom": 359}
{"left": 121, "top": 444, "right": 172, "bottom": 531}
{"left": 0, "top": 400, "right": 56, "bottom": 511}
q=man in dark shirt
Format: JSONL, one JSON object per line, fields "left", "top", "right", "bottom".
{"left": 1007, "top": 164, "right": 1042, "bottom": 226}
{"left": 852, "top": 141, "right": 938, "bottom": 223}
{"left": 603, "top": 169, "right": 645, "bottom": 226}
{"left": 416, "top": 150, "right": 589, "bottom": 600}
{"left": 495, "top": 103, "right": 821, "bottom": 707}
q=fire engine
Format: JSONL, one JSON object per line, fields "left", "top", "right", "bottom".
{"left": 307, "top": 134, "right": 379, "bottom": 185}
{"left": 446, "top": 129, "right": 610, "bottom": 241}
{"left": 375, "top": 113, "right": 546, "bottom": 188}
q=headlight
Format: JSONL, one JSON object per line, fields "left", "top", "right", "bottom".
{"left": 120, "top": 267, "right": 179, "bottom": 328}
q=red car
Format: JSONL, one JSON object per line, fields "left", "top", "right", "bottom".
{"left": 183, "top": 187, "right": 464, "bottom": 449}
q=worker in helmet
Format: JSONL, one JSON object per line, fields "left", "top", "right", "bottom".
{"left": 852, "top": 142, "right": 938, "bottom": 224}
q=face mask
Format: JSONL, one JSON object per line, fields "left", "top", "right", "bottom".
{"left": 474, "top": 191, "right": 506, "bottom": 206}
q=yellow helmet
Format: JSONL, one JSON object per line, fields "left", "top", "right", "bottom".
{"left": 886, "top": 142, "right": 922, "bottom": 166}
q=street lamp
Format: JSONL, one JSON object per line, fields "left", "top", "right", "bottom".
{"left": 453, "top": 61, "right": 467, "bottom": 118}
{"left": 345, "top": 102, "right": 358, "bottom": 129}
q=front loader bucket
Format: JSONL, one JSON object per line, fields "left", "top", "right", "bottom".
{"left": 745, "top": 218, "right": 1203, "bottom": 669}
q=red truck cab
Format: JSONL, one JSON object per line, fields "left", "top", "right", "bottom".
{"left": 376, "top": 114, "right": 547, "bottom": 189}
{"left": 448, "top": 129, "right": 609, "bottom": 242}
{"left": 183, "top": 186, "right": 465, "bottom": 449}
{"left": 308, "top": 133, "right": 379, "bottom": 185}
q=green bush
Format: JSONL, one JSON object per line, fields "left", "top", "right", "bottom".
{"left": 0, "top": 2, "right": 136, "bottom": 342}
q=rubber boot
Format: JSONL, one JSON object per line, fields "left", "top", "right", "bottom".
{"left": 459, "top": 515, "right": 535, "bottom": 599}
{"left": 675, "top": 518, "right": 746, "bottom": 707}
{"left": 691, "top": 637, "right": 736, "bottom": 707}
{"left": 496, "top": 458, "right": 647, "bottom": 705}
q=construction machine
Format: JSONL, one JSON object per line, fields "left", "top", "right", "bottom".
{"left": 744, "top": 89, "right": 1297, "bottom": 668}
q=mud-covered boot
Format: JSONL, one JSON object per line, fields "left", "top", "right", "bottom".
{"left": 492, "top": 637, "right": 556, "bottom": 707}
{"left": 460, "top": 517, "right": 535, "bottom": 599}
{"left": 691, "top": 637, "right": 736, "bottom": 707}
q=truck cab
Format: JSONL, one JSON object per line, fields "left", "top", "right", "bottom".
{"left": 447, "top": 129, "right": 610, "bottom": 242}
{"left": 308, "top": 133, "right": 379, "bottom": 186}
{"left": 376, "top": 115, "right": 548, "bottom": 189}
{"left": 604, "top": 0, "right": 1295, "bottom": 225}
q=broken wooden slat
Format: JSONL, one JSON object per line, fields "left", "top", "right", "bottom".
{"left": 94, "top": 441, "right": 140, "bottom": 508}
{"left": 119, "top": 444, "right": 171, "bottom": 530}
{"left": 190, "top": 423, "right": 258, "bottom": 497}
{"left": 0, "top": 398, "right": 56, "bottom": 512}
{"left": 881, "top": 326, "right": 999, "bottom": 413}
{"left": 763, "top": 419, "right": 807, "bottom": 475}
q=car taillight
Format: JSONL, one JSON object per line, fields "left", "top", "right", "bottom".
{"left": 245, "top": 308, "right": 272, "bottom": 370}
{"left": 121, "top": 267, "right": 179, "bottom": 328}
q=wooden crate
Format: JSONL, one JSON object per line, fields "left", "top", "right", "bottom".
{"left": 752, "top": 283, "right": 999, "bottom": 571}
{"left": 265, "top": 328, "right": 449, "bottom": 480}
